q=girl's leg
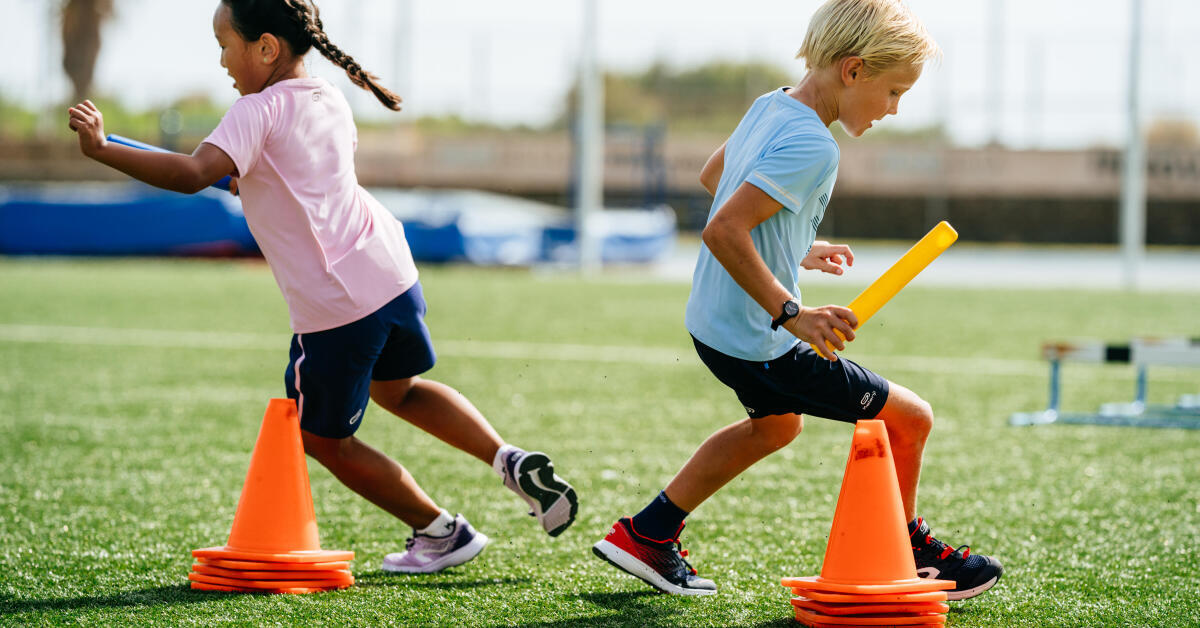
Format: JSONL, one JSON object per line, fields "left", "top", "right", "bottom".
{"left": 663, "top": 412, "right": 804, "bottom": 512}
{"left": 369, "top": 377, "right": 503, "bottom": 464}
{"left": 871, "top": 380, "right": 934, "bottom": 522}
{"left": 301, "top": 430, "right": 441, "bottom": 529}
{"left": 370, "top": 376, "right": 578, "bottom": 537}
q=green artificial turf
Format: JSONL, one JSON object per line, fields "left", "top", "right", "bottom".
{"left": 0, "top": 257, "right": 1197, "bottom": 626}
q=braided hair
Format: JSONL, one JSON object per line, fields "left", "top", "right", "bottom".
{"left": 221, "top": 0, "right": 403, "bottom": 110}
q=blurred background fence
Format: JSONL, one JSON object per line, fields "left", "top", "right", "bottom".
{"left": 2, "top": 0, "right": 1198, "bottom": 250}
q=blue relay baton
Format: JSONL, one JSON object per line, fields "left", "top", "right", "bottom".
{"left": 105, "top": 134, "right": 233, "bottom": 192}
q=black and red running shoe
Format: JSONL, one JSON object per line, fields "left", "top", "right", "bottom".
{"left": 592, "top": 517, "right": 717, "bottom": 595}
{"left": 911, "top": 517, "right": 1004, "bottom": 600}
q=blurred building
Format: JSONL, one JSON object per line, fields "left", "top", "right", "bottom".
{"left": 6, "top": 131, "right": 1196, "bottom": 245}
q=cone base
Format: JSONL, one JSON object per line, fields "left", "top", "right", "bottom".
{"left": 192, "top": 563, "right": 353, "bottom": 583}
{"left": 783, "top": 575, "right": 954, "bottom": 594}
{"left": 192, "top": 546, "right": 354, "bottom": 563}
{"left": 792, "top": 597, "right": 949, "bottom": 616}
{"left": 188, "top": 572, "right": 354, "bottom": 590}
{"left": 791, "top": 588, "right": 948, "bottom": 604}
{"left": 190, "top": 581, "right": 344, "bottom": 595}
{"left": 794, "top": 607, "right": 946, "bottom": 626}
{"left": 197, "top": 557, "right": 351, "bottom": 571}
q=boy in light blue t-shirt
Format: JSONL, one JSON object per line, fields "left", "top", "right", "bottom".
{"left": 593, "top": 0, "right": 1003, "bottom": 601}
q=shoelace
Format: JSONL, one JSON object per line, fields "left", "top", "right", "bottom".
{"left": 672, "top": 540, "right": 698, "bottom": 576}
{"left": 915, "top": 533, "right": 971, "bottom": 561}
{"left": 505, "top": 454, "right": 536, "bottom": 517}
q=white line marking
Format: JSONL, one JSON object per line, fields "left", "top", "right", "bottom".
{"left": 0, "top": 323, "right": 1195, "bottom": 382}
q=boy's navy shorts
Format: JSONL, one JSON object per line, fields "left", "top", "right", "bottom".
{"left": 692, "top": 336, "right": 889, "bottom": 423}
{"left": 284, "top": 282, "right": 436, "bottom": 439}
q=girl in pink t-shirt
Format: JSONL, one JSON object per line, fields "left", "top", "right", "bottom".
{"left": 67, "top": 0, "right": 576, "bottom": 573}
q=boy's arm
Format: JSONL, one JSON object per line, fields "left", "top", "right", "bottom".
{"left": 699, "top": 142, "right": 725, "bottom": 196}
{"left": 702, "top": 181, "right": 857, "bottom": 361}
{"left": 68, "top": 100, "right": 234, "bottom": 195}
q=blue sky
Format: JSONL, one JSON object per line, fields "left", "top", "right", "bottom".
{"left": 5, "top": 0, "right": 1198, "bottom": 148}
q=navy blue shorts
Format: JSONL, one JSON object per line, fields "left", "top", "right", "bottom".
{"left": 284, "top": 282, "right": 436, "bottom": 439}
{"left": 692, "top": 336, "right": 889, "bottom": 423}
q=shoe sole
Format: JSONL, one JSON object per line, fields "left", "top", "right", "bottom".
{"left": 946, "top": 573, "right": 1001, "bottom": 601}
{"left": 515, "top": 452, "right": 578, "bottom": 537}
{"left": 380, "top": 532, "right": 490, "bottom": 574}
{"left": 592, "top": 540, "right": 717, "bottom": 596}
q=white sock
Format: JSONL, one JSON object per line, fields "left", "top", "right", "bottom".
{"left": 492, "top": 443, "right": 522, "bottom": 478}
{"left": 416, "top": 509, "right": 455, "bottom": 537}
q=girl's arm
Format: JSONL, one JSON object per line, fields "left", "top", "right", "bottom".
{"left": 699, "top": 142, "right": 726, "bottom": 196}
{"left": 68, "top": 100, "right": 235, "bottom": 195}
{"left": 702, "top": 181, "right": 857, "bottom": 361}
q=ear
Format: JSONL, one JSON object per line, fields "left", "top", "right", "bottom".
{"left": 839, "top": 56, "right": 865, "bottom": 86}
{"left": 258, "top": 33, "right": 282, "bottom": 64}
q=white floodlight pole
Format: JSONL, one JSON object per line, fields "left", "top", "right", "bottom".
{"left": 1120, "top": 0, "right": 1146, "bottom": 290}
{"left": 986, "top": 0, "right": 1005, "bottom": 145}
{"left": 393, "top": 0, "right": 413, "bottom": 100}
{"left": 575, "top": 0, "right": 604, "bottom": 271}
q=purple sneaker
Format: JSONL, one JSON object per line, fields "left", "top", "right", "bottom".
{"left": 381, "top": 514, "right": 489, "bottom": 574}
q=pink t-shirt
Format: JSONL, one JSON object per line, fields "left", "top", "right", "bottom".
{"left": 203, "top": 77, "right": 417, "bottom": 333}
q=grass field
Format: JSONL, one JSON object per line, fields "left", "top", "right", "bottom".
{"left": 1, "top": 257, "right": 1197, "bottom": 627}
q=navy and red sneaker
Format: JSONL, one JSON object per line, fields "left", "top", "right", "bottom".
{"left": 911, "top": 517, "right": 1004, "bottom": 601}
{"left": 592, "top": 517, "right": 717, "bottom": 595}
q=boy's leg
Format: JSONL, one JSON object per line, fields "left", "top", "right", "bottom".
{"left": 870, "top": 380, "right": 934, "bottom": 522}
{"left": 871, "top": 380, "right": 1004, "bottom": 600}
{"left": 663, "top": 412, "right": 803, "bottom": 512}
{"left": 370, "top": 377, "right": 503, "bottom": 464}
{"left": 592, "top": 413, "right": 801, "bottom": 596}
{"left": 301, "top": 429, "right": 441, "bottom": 529}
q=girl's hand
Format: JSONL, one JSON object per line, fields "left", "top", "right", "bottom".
{"left": 67, "top": 100, "right": 107, "bottom": 157}
{"left": 802, "top": 241, "right": 854, "bottom": 275}
{"left": 783, "top": 304, "right": 857, "bottom": 361}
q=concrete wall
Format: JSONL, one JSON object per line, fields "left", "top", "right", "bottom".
{"left": 4, "top": 132, "right": 1197, "bottom": 244}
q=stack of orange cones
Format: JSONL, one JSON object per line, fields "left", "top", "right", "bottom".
{"left": 781, "top": 420, "right": 955, "bottom": 626}
{"left": 189, "top": 398, "right": 355, "bottom": 594}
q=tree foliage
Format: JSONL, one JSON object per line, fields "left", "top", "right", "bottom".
{"left": 61, "top": 0, "right": 114, "bottom": 103}
{"left": 557, "top": 60, "right": 795, "bottom": 133}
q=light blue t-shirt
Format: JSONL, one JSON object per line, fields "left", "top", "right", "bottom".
{"left": 685, "top": 88, "right": 840, "bottom": 361}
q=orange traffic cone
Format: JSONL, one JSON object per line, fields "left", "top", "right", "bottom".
{"left": 781, "top": 420, "right": 954, "bottom": 626}
{"left": 189, "top": 399, "right": 354, "bottom": 594}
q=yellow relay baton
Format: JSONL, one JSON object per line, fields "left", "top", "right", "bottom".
{"left": 826, "top": 221, "right": 958, "bottom": 356}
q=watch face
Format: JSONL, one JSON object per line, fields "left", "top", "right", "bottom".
{"left": 784, "top": 301, "right": 799, "bottom": 316}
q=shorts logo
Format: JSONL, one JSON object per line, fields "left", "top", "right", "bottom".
{"left": 743, "top": 405, "right": 756, "bottom": 415}
{"left": 348, "top": 409, "right": 363, "bottom": 425}
{"left": 859, "top": 392, "right": 876, "bottom": 409}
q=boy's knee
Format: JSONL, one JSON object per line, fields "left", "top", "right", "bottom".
{"left": 879, "top": 383, "right": 934, "bottom": 442}
{"left": 754, "top": 414, "right": 803, "bottom": 451}
{"left": 910, "top": 397, "right": 934, "bottom": 435}
{"left": 891, "top": 396, "right": 933, "bottom": 443}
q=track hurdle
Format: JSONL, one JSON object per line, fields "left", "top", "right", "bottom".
{"left": 1010, "top": 338, "right": 1200, "bottom": 429}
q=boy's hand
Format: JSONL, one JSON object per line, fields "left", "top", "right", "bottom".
{"left": 67, "top": 100, "right": 107, "bottom": 157}
{"left": 784, "top": 304, "right": 857, "bottom": 361}
{"left": 802, "top": 241, "right": 854, "bottom": 275}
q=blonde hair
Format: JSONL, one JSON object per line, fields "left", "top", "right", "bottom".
{"left": 797, "top": 0, "right": 941, "bottom": 74}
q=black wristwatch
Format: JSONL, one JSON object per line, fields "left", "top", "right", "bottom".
{"left": 771, "top": 299, "right": 800, "bottom": 330}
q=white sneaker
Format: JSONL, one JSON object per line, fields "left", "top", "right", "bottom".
{"left": 381, "top": 514, "right": 489, "bottom": 574}
{"left": 501, "top": 450, "right": 578, "bottom": 537}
